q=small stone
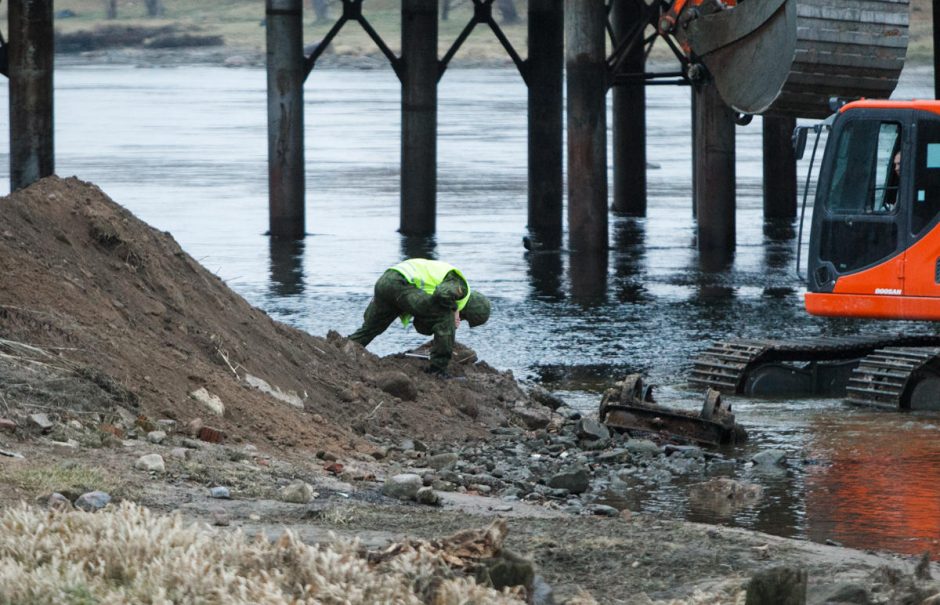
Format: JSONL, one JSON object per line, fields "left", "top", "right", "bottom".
{"left": 67, "top": 420, "right": 84, "bottom": 431}
{"left": 821, "top": 583, "right": 872, "bottom": 605}
{"left": 382, "top": 473, "right": 423, "bottom": 501}
{"left": 28, "top": 413, "right": 54, "bottom": 433}
{"left": 156, "top": 419, "right": 177, "bottom": 433}
{"left": 134, "top": 454, "right": 166, "bottom": 473}
{"left": 248, "top": 513, "right": 261, "bottom": 522}
{"left": 415, "top": 486, "right": 441, "bottom": 506}
{"left": 168, "top": 447, "right": 190, "bottom": 460}
{"left": 427, "top": 452, "right": 459, "bottom": 470}
{"left": 180, "top": 438, "right": 203, "bottom": 450}
{"left": 745, "top": 566, "right": 807, "bottom": 605}
{"left": 187, "top": 417, "right": 204, "bottom": 436}
{"left": 279, "top": 480, "right": 316, "bottom": 504}
{"left": 470, "top": 484, "right": 493, "bottom": 495}
{"left": 75, "top": 490, "right": 111, "bottom": 512}
{"left": 376, "top": 371, "right": 417, "bottom": 401}
{"left": 147, "top": 430, "right": 167, "bottom": 444}
{"left": 586, "top": 504, "right": 620, "bottom": 517}
{"left": 529, "top": 385, "right": 566, "bottom": 410}
{"left": 209, "top": 486, "right": 231, "bottom": 499}
{"left": 210, "top": 509, "right": 230, "bottom": 526}
{"left": 624, "top": 439, "right": 662, "bottom": 457}
{"left": 752, "top": 449, "right": 788, "bottom": 468}
{"left": 47, "top": 492, "right": 74, "bottom": 512}
{"left": 190, "top": 387, "right": 225, "bottom": 416}
{"left": 511, "top": 404, "right": 552, "bottom": 430}
{"left": 577, "top": 418, "right": 610, "bottom": 441}
{"left": 0, "top": 418, "right": 16, "bottom": 432}
{"left": 548, "top": 467, "right": 590, "bottom": 495}
{"left": 316, "top": 451, "right": 338, "bottom": 462}
{"left": 98, "top": 423, "right": 125, "bottom": 439}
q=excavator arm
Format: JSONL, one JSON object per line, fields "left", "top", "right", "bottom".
{"left": 661, "top": 0, "right": 909, "bottom": 118}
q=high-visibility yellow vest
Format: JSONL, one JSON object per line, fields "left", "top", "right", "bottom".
{"left": 390, "top": 259, "right": 471, "bottom": 326}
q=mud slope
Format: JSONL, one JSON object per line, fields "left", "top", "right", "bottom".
{"left": 0, "top": 176, "right": 523, "bottom": 452}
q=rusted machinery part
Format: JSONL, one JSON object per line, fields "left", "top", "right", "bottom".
{"left": 700, "top": 388, "right": 723, "bottom": 420}
{"left": 846, "top": 347, "right": 940, "bottom": 410}
{"left": 685, "top": 0, "right": 909, "bottom": 118}
{"left": 619, "top": 373, "right": 645, "bottom": 403}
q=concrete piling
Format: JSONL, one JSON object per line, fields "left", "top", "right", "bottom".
{"left": 266, "top": 0, "right": 306, "bottom": 239}
{"left": 611, "top": 0, "right": 647, "bottom": 217}
{"left": 9, "top": 0, "right": 55, "bottom": 191}
{"left": 693, "top": 80, "right": 736, "bottom": 266}
{"left": 565, "top": 0, "right": 608, "bottom": 254}
{"left": 526, "top": 0, "right": 564, "bottom": 249}
{"left": 762, "top": 115, "right": 797, "bottom": 219}
{"left": 400, "top": 0, "right": 439, "bottom": 236}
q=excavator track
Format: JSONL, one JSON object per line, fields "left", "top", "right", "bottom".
{"left": 690, "top": 335, "right": 940, "bottom": 396}
{"left": 846, "top": 347, "right": 940, "bottom": 409}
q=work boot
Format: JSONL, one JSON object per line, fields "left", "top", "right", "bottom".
{"left": 425, "top": 365, "right": 451, "bottom": 379}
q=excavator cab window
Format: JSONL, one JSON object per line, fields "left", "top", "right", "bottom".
{"left": 815, "top": 118, "right": 901, "bottom": 276}
{"left": 911, "top": 118, "right": 940, "bottom": 236}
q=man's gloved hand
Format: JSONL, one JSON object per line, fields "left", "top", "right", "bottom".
{"left": 432, "top": 288, "right": 459, "bottom": 310}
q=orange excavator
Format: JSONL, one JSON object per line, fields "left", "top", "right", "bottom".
{"left": 661, "top": 1, "right": 940, "bottom": 409}
{"left": 690, "top": 101, "right": 940, "bottom": 409}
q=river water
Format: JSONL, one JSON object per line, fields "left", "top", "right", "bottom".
{"left": 1, "top": 61, "right": 939, "bottom": 558}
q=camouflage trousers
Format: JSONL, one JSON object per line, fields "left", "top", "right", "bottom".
{"left": 349, "top": 270, "right": 456, "bottom": 371}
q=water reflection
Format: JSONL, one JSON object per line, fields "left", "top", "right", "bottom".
{"left": 400, "top": 235, "right": 437, "bottom": 261}
{"left": 269, "top": 238, "right": 306, "bottom": 297}
{"left": 804, "top": 414, "right": 940, "bottom": 557}
{"left": 525, "top": 249, "right": 564, "bottom": 301}
{"left": 569, "top": 249, "right": 609, "bottom": 305}
{"left": 612, "top": 217, "right": 649, "bottom": 304}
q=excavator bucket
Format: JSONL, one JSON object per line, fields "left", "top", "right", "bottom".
{"left": 684, "top": 0, "right": 909, "bottom": 118}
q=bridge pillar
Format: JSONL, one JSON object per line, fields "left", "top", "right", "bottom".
{"left": 565, "top": 0, "right": 608, "bottom": 253}
{"left": 611, "top": 0, "right": 646, "bottom": 217}
{"left": 763, "top": 115, "right": 797, "bottom": 219}
{"left": 266, "top": 0, "right": 306, "bottom": 239}
{"left": 9, "top": 0, "right": 54, "bottom": 191}
{"left": 693, "top": 80, "right": 735, "bottom": 267}
{"left": 527, "top": 0, "right": 564, "bottom": 249}
{"left": 400, "top": 0, "right": 439, "bottom": 236}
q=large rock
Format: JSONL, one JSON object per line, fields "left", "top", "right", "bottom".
{"left": 547, "top": 466, "right": 590, "bottom": 495}
{"left": 134, "top": 454, "right": 165, "bottom": 473}
{"left": 376, "top": 371, "right": 417, "bottom": 401}
{"left": 382, "top": 473, "right": 423, "bottom": 501}
{"left": 279, "top": 480, "right": 316, "bottom": 504}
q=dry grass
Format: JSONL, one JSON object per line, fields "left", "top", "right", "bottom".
{"left": 0, "top": 501, "right": 526, "bottom": 605}
{"left": 0, "top": 462, "right": 110, "bottom": 498}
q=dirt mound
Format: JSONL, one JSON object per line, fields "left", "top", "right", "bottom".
{"left": 0, "top": 177, "right": 526, "bottom": 454}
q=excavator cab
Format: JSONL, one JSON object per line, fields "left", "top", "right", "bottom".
{"left": 806, "top": 102, "right": 940, "bottom": 321}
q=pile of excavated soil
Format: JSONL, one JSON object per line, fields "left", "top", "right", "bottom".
{"left": 0, "top": 176, "right": 528, "bottom": 455}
